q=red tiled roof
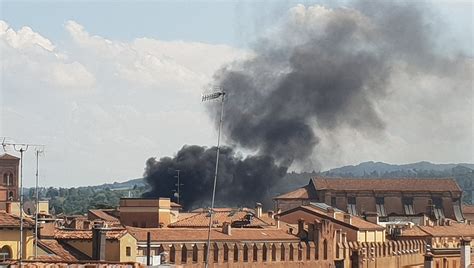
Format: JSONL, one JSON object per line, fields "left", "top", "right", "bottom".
{"left": 300, "top": 205, "right": 385, "bottom": 231}
{"left": 400, "top": 226, "right": 430, "bottom": 237}
{"left": 274, "top": 185, "right": 310, "bottom": 199}
{"left": 418, "top": 223, "right": 474, "bottom": 237}
{"left": 54, "top": 228, "right": 128, "bottom": 240}
{"left": 462, "top": 205, "right": 474, "bottom": 214}
{"left": 0, "top": 211, "right": 34, "bottom": 228}
{"left": 311, "top": 177, "right": 462, "bottom": 192}
{"left": 127, "top": 227, "right": 299, "bottom": 243}
{"left": 169, "top": 209, "right": 269, "bottom": 228}
{"left": 88, "top": 209, "right": 120, "bottom": 222}
{"left": 38, "top": 239, "right": 90, "bottom": 261}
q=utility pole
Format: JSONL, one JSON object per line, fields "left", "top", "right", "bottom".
{"left": 34, "top": 148, "right": 44, "bottom": 259}
{"left": 173, "top": 170, "right": 183, "bottom": 205}
{"left": 201, "top": 87, "right": 226, "bottom": 268}
{"left": 1, "top": 137, "right": 44, "bottom": 264}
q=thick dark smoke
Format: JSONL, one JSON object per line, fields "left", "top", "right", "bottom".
{"left": 208, "top": 1, "right": 460, "bottom": 166}
{"left": 144, "top": 2, "right": 465, "bottom": 209}
{"left": 143, "top": 145, "right": 287, "bottom": 210}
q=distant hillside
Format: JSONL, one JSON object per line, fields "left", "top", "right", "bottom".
{"left": 323, "top": 161, "right": 474, "bottom": 177}
{"left": 93, "top": 178, "right": 146, "bottom": 191}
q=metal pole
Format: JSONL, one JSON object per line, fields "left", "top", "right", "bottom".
{"left": 34, "top": 150, "right": 40, "bottom": 259}
{"left": 176, "top": 170, "right": 181, "bottom": 205}
{"left": 19, "top": 148, "right": 24, "bottom": 265}
{"left": 205, "top": 92, "right": 225, "bottom": 268}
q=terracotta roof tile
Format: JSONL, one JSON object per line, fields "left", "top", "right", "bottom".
{"left": 169, "top": 209, "right": 269, "bottom": 228}
{"left": 274, "top": 185, "right": 310, "bottom": 199}
{"left": 0, "top": 211, "right": 34, "bottom": 228}
{"left": 462, "top": 205, "right": 474, "bottom": 214}
{"left": 127, "top": 227, "right": 299, "bottom": 243}
{"left": 400, "top": 226, "right": 429, "bottom": 237}
{"left": 54, "top": 228, "right": 128, "bottom": 240}
{"left": 311, "top": 177, "right": 462, "bottom": 192}
{"left": 88, "top": 209, "right": 120, "bottom": 222}
{"left": 38, "top": 239, "right": 90, "bottom": 261}
{"left": 418, "top": 223, "right": 474, "bottom": 237}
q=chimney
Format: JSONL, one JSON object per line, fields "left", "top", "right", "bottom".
{"left": 424, "top": 253, "right": 433, "bottom": 268}
{"left": 343, "top": 214, "right": 352, "bottom": 225}
{"left": 364, "top": 212, "right": 379, "bottom": 224}
{"left": 222, "top": 222, "right": 231, "bottom": 235}
{"left": 461, "top": 237, "right": 471, "bottom": 268}
{"left": 6, "top": 202, "right": 11, "bottom": 214}
{"left": 267, "top": 210, "right": 274, "bottom": 219}
{"left": 274, "top": 215, "right": 280, "bottom": 229}
{"left": 255, "top": 203, "right": 262, "bottom": 218}
{"left": 92, "top": 224, "right": 106, "bottom": 261}
{"left": 327, "top": 207, "right": 335, "bottom": 218}
{"left": 297, "top": 218, "right": 307, "bottom": 240}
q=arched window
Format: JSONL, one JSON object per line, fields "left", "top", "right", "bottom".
{"left": 8, "top": 173, "right": 14, "bottom": 186}
{"left": 0, "top": 245, "right": 12, "bottom": 260}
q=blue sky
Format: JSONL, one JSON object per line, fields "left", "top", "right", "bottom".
{"left": 0, "top": 1, "right": 472, "bottom": 187}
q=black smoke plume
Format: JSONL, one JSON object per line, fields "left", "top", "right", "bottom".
{"left": 145, "top": 2, "right": 465, "bottom": 209}
{"left": 143, "top": 145, "right": 287, "bottom": 210}
{"left": 208, "top": 1, "right": 462, "bottom": 167}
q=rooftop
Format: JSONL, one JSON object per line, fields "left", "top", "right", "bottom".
{"left": 38, "top": 239, "right": 90, "bottom": 261}
{"left": 0, "top": 153, "right": 19, "bottom": 160}
{"left": 274, "top": 185, "right": 310, "bottom": 200}
{"left": 127, "top": 227, "right": 299, "bottom": 243}
{"left": 88, "top": 209, "right": 120, "bottom": 223}
{"left": 54, "top": 228, "right": 128, "bottom": 240}
{"left": 0, "top": 210, "right": 34, "bottom": 228}
{"left": 311, "top": 177, "right": 462, "bottom": 192}
{"left": 169, "top": 208, "right": 270, "bottom": 228}
{"left": 462, "top": 205, "right": 474, "bottom": 214}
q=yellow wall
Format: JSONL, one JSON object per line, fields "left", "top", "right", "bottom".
{"left": 119, "top": 233, "right": 137, "bottom": 262}
{"left": 0, "top": 228, "right": 34, "bottom": 259}
{"left": 63, "top": 235, "right": 137, "bottom": 262}
{"left": 357, "top": 230, "right": 385, "bottom": 243}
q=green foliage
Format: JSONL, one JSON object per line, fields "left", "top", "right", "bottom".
{"left": 25, "top": 185, "right": 147, "bottom": 215}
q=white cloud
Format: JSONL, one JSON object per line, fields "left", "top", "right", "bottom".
{"left": 1, "top": 20, "right": 248, "bottom": 187}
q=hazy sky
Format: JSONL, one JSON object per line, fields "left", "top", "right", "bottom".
{"left": 0, "top": 0, "right": 473, "bottom": 187}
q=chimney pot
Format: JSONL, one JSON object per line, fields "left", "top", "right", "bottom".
{"left": 343, "top": 214, "right": 352, "bottom": 225}
{"left": 255, "top": 203, "right": 262, "bottom": 218}
{"left": 268, "top": 210, "right": 274, "bottom": 219}
{"left": 274, "top": 215, "right": 280, "bottom": 229}
{"left": 222, "top": 222, "right": 231, "bottom": 235}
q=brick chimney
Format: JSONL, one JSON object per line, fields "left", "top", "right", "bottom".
{"left": 327, "top": 207, "right": 335, "bottom": 218}
{"left": 424, "top": 252, "right": 433, "bottom": 268}
{"left": 92, "top": 223, "right": 106, "bottom": 261}
{"left": 255, "top": 203, "right": 262, "bottom": 218}
{"left": 267, "top": 210, "right": 274, "bottom": 219}
{"left": 274, "top": 215, "right": 280, "bottom": 229}
{"left": 461, "top": 237, "right": 471, "bottom": 268}
{"left": 343, "top": 214, "right": 352, "bottom": 225}
{"left": 297, "top": 218, "right": 307, "bottom": 240}
{"left": 364, "top": 211, "right": 379, "bottom": 224}
{"left": 222, "top": 222, "right": 231, "bottom": 235}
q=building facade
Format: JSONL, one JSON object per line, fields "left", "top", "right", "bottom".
{"left": 0, "top": 153, "right": 19, "bottom": 210}
{"left": 274, "top": 177, "right": 465, "bottom": 223}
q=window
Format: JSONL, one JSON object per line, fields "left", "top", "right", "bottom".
{"left": 432, "top": 197, "right": 445, "bottom": 220}
{"left": 323, "top": 239, "right": 328, "bottom": 260}
{"left": 126, "top": 246, "right": 131, "bottom": 257}
{"left": 375, "top": 197, "right": 386, "bottom": 216}
{"left": 403, "top": 197, "right": 415, "bottom": 215}
{"left": 453, "top": 198, "right": 463, "bottom": 222}
{"left": 347, "top": 197, "right": 357, "bottom": 215}
{"left": 331, "top": 196, "right": 337, "bottom": 207}
{"left": 0, "top": 246, "right": 12, "bottom": 260}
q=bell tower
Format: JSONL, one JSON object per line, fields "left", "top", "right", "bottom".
{"left": 0, "top": 153, "right": 20, "bottom": 206}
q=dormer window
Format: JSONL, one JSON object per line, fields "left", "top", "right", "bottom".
{"left": 375, "top": 197, "right": 386, "bottom": 217}
{"left": 403, "top": 197, "right": 415, "bottom": 215}
{"left": 347, "top": 196, "right": 357, "bottom": 215}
